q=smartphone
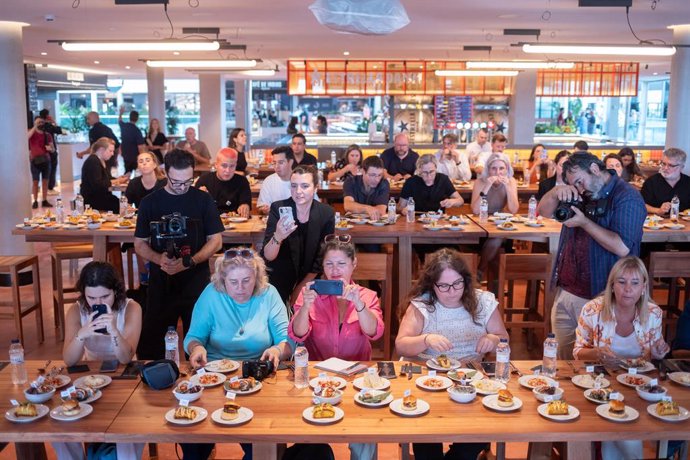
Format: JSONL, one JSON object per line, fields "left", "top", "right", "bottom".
{"left": 479, "top": 361, "right": 496, "bottom": 376}
{"left": 66, "top": 364, "right": 90, "bottom": 374}
{"left": 100, "top": 359, "right": 119, "bottom": 373}
{"left": 541, "top": 148, "right": 548, "bottom": 160}
{"left": 311, "top": 279, "right": 344, "bottom": 296}
{"left": 113, "top": 361, "right": 142, "bottom": 380}
{"left": 92, "top": 304, "right": 108, "bottom": 334}
{"left": 279, "top": 206, "right": 294, "bottom": 225}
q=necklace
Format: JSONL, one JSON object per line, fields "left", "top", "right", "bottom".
{"left": 236, "top": 304, "right": 252, "bottom": 336}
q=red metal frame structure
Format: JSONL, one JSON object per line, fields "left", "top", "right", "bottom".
{"left": 536, "top": 62, "right": 639, "bottom": 97}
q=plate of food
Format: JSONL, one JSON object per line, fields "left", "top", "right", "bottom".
{"left": 415, "top": 375, "right": 453, "bottom": 391}
{"left": 482, "top": 391, "right": 522, "bottom": 412}
{"left": 352, "top": 374, "right": 391, "bottom": 391}
{"left": 63, "top": 224, "right": 86, "bottom": 230}
{"left": 518, "top": 375, "right": 557, "bottom": 389}
{"left": 537, "top": 401, "right": 579, "bottom": 422}
{"left": 643, "top": 223, "right": 663, "bottom": 230}
{"left": 368, "top": 219, "right": 389, "bottom": 227}
{"left": 70, "top": 387, "right": 102, "bottom": 404}
{"left": 571, "top": 374, "right": 610, "bottom": 389}
{"left": 509, "top": 215, "right": 527, "bottom": 223}
{"left": 426, "top": 355, "right": 461, "bottom": 371}
{"left": 354, "top": 390, "right": 394, "bottom": 408}
{"left": 223, "top": 377, "right": 262, "bottom": 395}
{"left": 619, "top": 358, "right": 655, "bottom": 373}
{"left": 74, "top": 374, "right": 112, "bottom": 390}
{"left": 446, "top": 225, "right": 464, "bottom": 231}
{"left": 595, "top": 401, "right": 639, "bottom": 422}
{"left": 453, "top": 180, "right": 472, "bottom": 188}
{"left": 524, "top": 219, "right": 545, "bottom": 228}
{"left": 50, "top": 400, "right": 93, "bottom": 422}
{"left": 665, "top": 222, "right": 685, "bottom": 230}
{"left": 165, "top": 406, "right": 208, "bottom": 425}
{"left": 669, "top": 372, "right": 690, "bottom": 387}
{"left": 422, "top": 223, "right": 445, "bottom": 231}
{"left": 493, "top": 212, "right": 513, "bottom": 220}
{"left": 647, "top": 401, "right": 690, "bottom": 422}
{"left": 5, "top": 402, "right": 49, "bottom": 423}
{"left": 24, "top": 384, "right": 56, "bottom": 404}
{"left": 173, "top": 382, "right": 204, "bottom": 402}
{"left": 190, "top": 372, "right": 226, "bottom": 388}
{"left": 616, "top": 373, "right": 651, "bottom": 388}
{"left": 302, "top": 403, "right": 344, "bottom": 424}
{"left": 16, "top": 223, "right": 39, "bottom": 229}
{"left": 113, "top": 220, "right": 134, "bottom": 229}
{"left": 211, "top": 402, "right": 253, "bottom": 426}
{"left": 40, "top": 222, "right": 62, "bottom": 230}
{"left": 389, "top": 395, "right": 430, "bottom": 417}
{"left": 44, "top": 374, "right": 71, "bottom": 389}
{"left": 309, "top": 376, "right": 347, "bottom": 390}
{"left": 584, "top": 388, "right": 623, "bottom": 404}
{"left": 222, "top": 223, "right": 236, "bottom": 230}
{"left": 532, "top": 385, "right": 564, "bottom": 402}
{"left": 312, "top": 387, "right": 343, "bottom": 405}
{"left": 205, "top": 359, "right": 240, "bottom": 373}
{"left": 447, "top": 368, "right": 483, "bottom": 383}
{"left": 349, "top": 218, "right": 369, "bottom": 225}
{"left": 497, "top": 222, "right": 517, "bottom": 231}
{"left": 447, "top": 215, "right": 468, "bottom": 224}
{"left": 335, "top": 222, "right": 353, "bottom": 230}
{"left": 471, "top": 379, "right": 507, "bottom": 395}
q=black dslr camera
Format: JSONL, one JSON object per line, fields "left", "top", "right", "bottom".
{"left": 150, "top": 212, "right": 188, "bottom": 258}
{"left": 242, "top": 360, "right": 275, "bottom": 381}
{"left": 553, "top": 197, "right": 608, "bottom": 222}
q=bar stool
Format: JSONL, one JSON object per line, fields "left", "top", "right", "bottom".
{"left": 0, "top": 255, "right": 44, "bottom": 345}
{"left": 51, "top": 244, "right": 93, "bottom": 341}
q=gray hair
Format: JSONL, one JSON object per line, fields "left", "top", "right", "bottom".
{"left": 664, "top": 148, "right": 687, "bottom": 165}
{"left": 480, "top": 153, "right": 514, "bottom": 179}
{"left": 415, "top": 154, "right": 439, "bottom": 175}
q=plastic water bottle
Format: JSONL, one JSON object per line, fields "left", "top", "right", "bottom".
{"left": 513, "top": 152, "right": 519, "bottom": 165}
{"left": 670, "top": 195, "right": 680, "bottom": 221}
{"left": 56, "top": 198, "right": 65, "bottom": 224}
{"left": 317, "top": 164, "right": 324, "bottom": 185}
{"left": 636, "top": 151, "right": 642, "bottom": 164}
{"left": 479, "top": 193, "right": 489, "bottom": 223}
{"left": 119, "top": 195, "right": 128, "bottom": 216}
{"left": 495, "top": 338, "right": 511, "bottom": 383}
{"left": 528, "top": 195, "right": 538, "bottom": 221}
{"left": 330, "top": 150, "right": 337, "bottom": 166}
{"left": 406, "top": 197, "right": 415, "bottom": 223}
{"left": 164, "top": 326, "right": 180, "bottom": 368}
{"left": 334, "top": 212, "right": 341, "bottom": 226}
{"left": 294, "top": 345, "right": 309, "bottom": 389}
{"left": 542, "top": 333, "right": 558, "bottom": 378}
{"left": 75, "top": 194, "right": 84, "bottom": 214}
{"left": 9, "top": 339, "right": 27, "bottom": 385}
{"left": 388, "top": 198, "right": 397, "bottom": 223}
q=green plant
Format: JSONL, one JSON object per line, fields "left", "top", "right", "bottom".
{"left": 166, "top": 106, "right": 179, "bottom": 135}
{"left": 58, "top": 103, "right": 88, "bottom": 133}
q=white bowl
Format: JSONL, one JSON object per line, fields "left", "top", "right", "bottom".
{"left": 24, "top": 385, "right": 56, "bottom": 403}
{"left": 312, "top": 389, "right": 343, "bottom": 405}
{"left": 87, "top": 222, "right": 101, "bottom": 230}
{"left": 172, "top": 382, "right": 204, "bottom": 402}
{"left": 532, "top": 386, "right": 564, "bottom": 402}
{"left": 636, "top": 384, "right": 667, "bottom": 402}
{"left": 447, "top": 385, "right": 477, "bottom": 403}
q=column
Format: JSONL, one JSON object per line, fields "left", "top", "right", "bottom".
{"left": 0, "top": 21, "right": 31, "bottom": 254}
{"left": 198, "top": 73, "right": 225, "bottom": 157}
{"left": 146, "top": 66, "right": 165, "bottom": 130}
{"left": 508, "top": 70, "right": 537, "bottom": 145}
{"left": 666, "top": 24, "right": 690, "bottom": 176}
{"left": 606, "top": 98, "right": 620, "bottom": 140}
{"left": 233, "top": 79, "right": 252, "bottom": 145}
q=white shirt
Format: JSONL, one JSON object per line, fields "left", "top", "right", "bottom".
{"left": 257, "top": 173, "right": 291, "bottom": 208}
{"left": 466, "top": 141, "right": 492, "bottom": 169}
{"left": 611, "top": 331, "right": 642, "bottom": 359}
{"left": 435, "top": 149, "right": 471, "bottom": 181}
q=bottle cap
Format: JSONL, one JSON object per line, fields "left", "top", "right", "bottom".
{"left": 547, "top": 333, "right": 555, "bottom": 338}
{"left": 10, "top": 339, "right": 19, "bottom": 344}
{"left": 500, "top": 338, "right": 508, "bottom": 343}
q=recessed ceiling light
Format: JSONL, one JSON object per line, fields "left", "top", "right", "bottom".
{"left": 125, "top": 66, "right": 131, "bottom": 69}
{"left": 94, "top": 60, "right": 100, "bottom": 64}
{"left": 653, "top": 72, "right": 658, "bottom": 75}
{"left": 40, "top": 52, "right": 47, "bottom": 56}
{"left": 173, "top": 51, "right": 180, "bottom": 56}
{"left": 343, "top": 51, "right": 350, "bottom": 56}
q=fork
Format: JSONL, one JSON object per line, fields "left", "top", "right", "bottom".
{"left": 510, "top": 362, "right": 523, "bottom": 377}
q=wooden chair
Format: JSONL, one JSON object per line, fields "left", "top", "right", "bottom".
{"left": 0, "top": 255, "right": 44, "bottom": 345}
{"left": 648, "top": 251, "right": 690, "bottom": 341}
{"left": 353, "top": 252, "right": 394, "bottom": 359}
{"left": 497, "top": 253, "right": 553, "bottom": 348}
{"left": 51, "top": 244, "right": 93, "bottom": 341}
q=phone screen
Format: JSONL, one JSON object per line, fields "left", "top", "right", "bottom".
{"left": 100, "top": 359, "right": 119, "bottom": 373}
{"left": 480, "top": 362, "right": 496, "bottom": 376}
{"left": 92, "top": 304, "right": 108, "bottom": 334}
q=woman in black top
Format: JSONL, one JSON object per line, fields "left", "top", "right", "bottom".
{"left": 227, "top": 128, "right": 248, "bottom": 173}
{"left": 618, "top": 147, "right": 643, "bottom": 182}
{"left": 145, "top": 118, "right": 168, "bottom": 164}
{"left": 80, "top": 137, "right": 127, "bottom": 213}
{"left": 287, "top": 116, "right": 299, "bottom": 135}
{"left": 329, "top": 144, "right": 363, "bottom": 182}
{"left": 125, "top": 152, "right": 167, "bottom": 208}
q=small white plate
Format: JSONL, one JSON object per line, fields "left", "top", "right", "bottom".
{"left": 16, "top": 223, "right": 39, "bottom": 229}
{"left": 518, "top": 375, "right": 557, "bottom": 389}
{"left": 493, "top": 212, "right": 513, "bottom": 219}
{"left": 643, "top": 224, "right": 663, "bottom": 230}
{"left": 415, "top": 375, "right": 453, "bottom": 391}
{"left": 389, "top": 398, "right": 430, "bottom": 417}
{"left": 74, "top": 374, "right": 112, "bottom": 390}
{"left": 309, "top": 376, "right": 347, "bottom": 390}
{"left": 584, "top": 389, "right": 624, "bottom": 404}
{"left": 211, "top": 406, "right": 254, "bottom": 426}
{"left": 335, "top": 225, "right": 354, "bottom": 230}
{"left": 302, "top": 405, "right": 344, "bottom": 424}
{"left": 5, "top": 404, "right": 49, "bottom": 423}
{"left": 368, "top": 220, "right": 388, "bottom": 227}
{"left": 354, "top": 391, "right": 394, "bottom": 408}
{"left": 669, "top": 372, "right": 690, "bottom": 387}
{"left": 496, "top": 225, "right": 518, "bottom": 231}
{"left": 228, "top": 217, "right": 248, "bottom": 223}
{"left": 471, "top": 379, "right": 507, "bottom": 395}
{"left": 113, "top": 224, "right": 133, "bottom": 229}
{"left": 446, "top": 225, "right": 464, "bottom": 231}
{"left": 524, "top": 222, "right": 545, "bottom": 228}
{"left": 426, "top": 358, "right": 462, "bottom": 371}
{"left": 352, "top": 376, "right": 391, "bottom": 391}
{"left": 223, "top": 224, "right": 236, "bottom": 230}
{"left": 164, "top": 406, "right": 208, "bottom": 425}
{"left": 190, "top": 372, "right": 227, "bottom": 388}
{"left": 46, "top": 375, "right": 72, "bottom": 389}
{"left": 80, "top": 389, "right": 102, "bottom": 404}
{"left": 664, "top": 223, "right": 685, "bottom": 230}
{"left": 447, "top": 368, "right": 483, "bottom": 383}
{"left": 223, "top": 380, "right": 262, "bottom": 395}
{"left": 63, "top": 224, "right": 86, "bottom": 230}
{"left": 50, "top": 402, "right": 93, "bottom": 421}
{"left": 619, "top": 360, "right": 656, "bottom": 373}
{"left": 616, "top": 373, "right": 651, "bottom": 388}
{"left": 350, "top": 219, "right": 368, "bottom": 225}
{"left": 595, "top": 403, "right": 639, "bottom": 422}
{"left": 482, "top": 394, "right": 523, "bottom": 412}
{"left": 537, "top": 403, "right": 580, "bottom": 421}
{"left": 571, "top": 374, "right": 610, "bottom": 389}
{"left": 422, "top": 224, "right": 444, "bottom": 231}
{"left": 646, "top": 404, "right": 690, "bottom": 422}
{"left": 205, "top": 359, "right": 240, "bottom": 373}
{"left": 39, "top": 223, "right": 62, "bottom": 230}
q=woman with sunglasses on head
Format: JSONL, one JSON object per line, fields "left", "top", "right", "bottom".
{"left": 182, "top": 247, "right": 291, "bottom": 460}
{"left": 396, "top": 248, "right": 508, "bottom": 460}
{"left": 288, "top": 235, "right": 383, "bottom": 460}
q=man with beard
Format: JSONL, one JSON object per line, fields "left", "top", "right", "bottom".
{"left": 641, "top": 148, "right": 689, "bottom": 216}
{"left": 537, "top": 152, "right": 646, "bottom": 358}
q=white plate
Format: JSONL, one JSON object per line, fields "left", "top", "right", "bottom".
{"left": 368, "top": 220, "right": 388, "bottom": 227}
{"left": 584, "top": 389, "right": 624, "bottom": 404}
{"left": 426, "top": 358, "right": 462, "bottom": 371}
{"left": 447, "top": 368, "right": 483, "bottom": 383}
{"left": 493, "top": 212, "right": 513, "bottom": 219}
{"left": 205, "top": 359, "right": 240, "bottom": 373}
{"left": 571, "top": 374, "right": 610, "bottom": 389}
{"left": 16, "top": 223, "right": 38, "bottom": 229}
{"left": 482, "top": 394, "right": 523, "bottom": 412}
{"left": 45, "top": 375, "right": 72, "bottom": 389}
{"left": 63, "top": 224, "right": 86, "bottom": 230}
{"left": 74, "top": 374, "right": 112, "bottom": 389}
{"left": 665, "top": 223, "right": 685, "bottom": 230}
{"left": 302, "top": 405, "right": 344, "bottom": 424}
{"left": 86, "top": 223, "right": 101, "bottom": 230}
{"left": 211, "top": 406, "right": 254, "bottom": 426}
{"left": 619, "top": 360, "right": 656, "bottom": 373}
{"left": 164, "top": 406, "right": 208, "bottom": 425}
{"left": 518, "top": 375, "right": 557, "bottom": 389}
{"left": 422, "top": 225, "right": 444, "bottom": 231}
{"left": 646, "top": 404, "right": 690, "bottom": 422}
{"left": 616, "top": 373, "right": 651, "bottom": 388}
{"left": 223, "top": 224, "right": 236, "bottom": 230}
{"left": 228, "top": 217, "right": 248, "bottom": 223}
{"left": 595, "top": 403, "right": 639, "bottom": 422}
{"left": 190, "top": 372, "right": 226, "bottom": 388}
{"left": 113, "top": 224, "right": 134, "bottom": 229}
{"left": 309, "top": 376, "right": 347, "bottom": 390}
{"left": 80, "top": 389, "right": 102, "bottom": 404}
{"left": 415, "top": 375, "right": 453, "bottom": 391}
{"left": 643, "top": 224, "right": 663, "bottom": 230}
{"left": 50, "top": 402, "right": 93, "bottom": 421}
{"left": 352, "top": 376, "right": 391, "bottom": 391}
{"left": 537, "top": 403, "right": 580, "bottom": 421}
{"left": 354, "top": 391, "right": 394, "bottom": 408}
{"left": 223, "top": 380, "right": 262, "bottom": 395}
{"left": 350, "top": 219, "right": 368, "bottom": 225}
{"left": 669, "top": 372, "right": 690, "bottom": 387}
{"left": 496, "top": 225, "right": 518, "bottom": 231}
{"left": 471, "top": 379, "right": 507, "bottom": 395}
{"left": 335, "top": 225, "right": 354, "bottom": 230}
{"left": 524, "top": 222, "right": 545, "bottom": 228}
{"left": 446, "top": 225, "right": 464, "bottom": 231}
{"left": 389, "top": 398, "right": 430, "bottom": 417}
{"left": 39, "top": 224, "right": 62, "bottom": 230}
{"left": 5, "top": 404, "right": 49, "bottom": 423}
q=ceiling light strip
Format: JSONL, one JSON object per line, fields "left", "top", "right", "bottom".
{"left": 467, "top": 61, "right": 575, "bottom": 69}
{"left": 146, "top": 59, "right": 257, "bottom": 68}
{"left": 435, "top": 70, "right": 519, "bottom": 77}
{"left": 522, "top": 43, "right": 676, "bottom": 56}
{"left": 60, "top": 40, "right": 219, "bottom": 52}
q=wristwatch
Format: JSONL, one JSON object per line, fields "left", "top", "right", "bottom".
{"left": 182, "top": 254, "right": 196, "bottom": 268}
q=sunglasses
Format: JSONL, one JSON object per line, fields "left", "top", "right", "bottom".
{"left": 224, "top": 248, "right": 255, "bottom": 260}
{"left": 324, "top": 234, "right": 352, "bottom": 244}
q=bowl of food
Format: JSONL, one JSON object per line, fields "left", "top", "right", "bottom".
{"left": 312, "top": 387, "right": 343, "bottom": 405}
{"left": 532, "top": 385, "right": 564, "bottom": 402}
{"left": 172, "top": 381, "right": 204, "bottom": 402}
{"left": 636, "top": 383, "right": 667, "bottom": 402}
{"left": 24, "top": 384, "right": 56, "bottom": 403}
{"left": 447, "top": 384, "right": 477, "bottom": 403}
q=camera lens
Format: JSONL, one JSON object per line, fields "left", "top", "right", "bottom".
{"left": 168, "top": 217, "right": 182, "bottom": 233}
{"left": 554, "top": 203, "right": 573, "bottom": 222}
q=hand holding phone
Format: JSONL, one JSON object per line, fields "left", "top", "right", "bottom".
{"left": 92, "top": 304, "right": 108, "bottom": 334}
{"left": 311, "top": 279, "right": 344, "bottom": 296}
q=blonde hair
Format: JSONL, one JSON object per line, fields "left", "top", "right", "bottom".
{"left": 211, "top": 248, "right": 269, "bottom": 297}
{"left": 601, "top": 256, "right": 652, "bottom": 326}
{"left": 137, "top": 151, "right": 166, "bottom": 180}
{"left": 415, "top": 153, "right": 438, "bottom": 175}
{"left": 91, "top": 137, "right": 115, "bottom": 154}
{"left": 480, "top": 152, "right": 514, "bottom": 179}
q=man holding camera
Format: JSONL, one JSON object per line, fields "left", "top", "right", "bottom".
{"left": 134, "top": 149, "right": 223, "bottom": 359}
{"left": 537, "top": 152, "right": 646, "bottom": 358}
{"left": 38, "top": 109, "right": 66, "bottom": 195}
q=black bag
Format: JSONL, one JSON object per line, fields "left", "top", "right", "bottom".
{"left": 31, "top": 154, "right": 49, "bottom": 165}
{"left": 140, "top": 359, "right": 179, "bottom": 390}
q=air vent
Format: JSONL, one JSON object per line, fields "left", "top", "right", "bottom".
{"left": 182, "top": 27, "right": 221, "bottom": 35}
{"left": 114, "top": 0, "right": 168, "bottom": 4}
{"left": 503, "top": 29, "right": 541, "bottom": 37}
{"left": 578, "top": 0, "right": 631, "bottom": 6}
{"left": 463, "top": 46, "right": 492, "bottom": 52}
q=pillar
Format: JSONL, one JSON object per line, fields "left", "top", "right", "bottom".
{"left": 508, "top": 70, "right": 537, "bottom": 145}
{"left": 198, "top": 73, "right": 225, "bottom": 157}
{"left": 233, "top": 79, "right": 251, "bottom": 146}
{"left": 0, "top": 21, "right": 31, "bottom": 254}
{"left": 606, "top": 98, "right": 620, "bottom": 140}
{"left": 666, "top": 24, "right": 690, "bottom": 175}
{"left": 146, "top": 66, "right": 165, "bottom": 131}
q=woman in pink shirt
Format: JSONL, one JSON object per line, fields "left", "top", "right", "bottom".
{"left": 289, "top": 235, "right": 384, "bottom": 361}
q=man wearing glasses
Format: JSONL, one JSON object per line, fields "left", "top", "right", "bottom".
{"left": 195, "top": 148, "right": 251, "bottom": 217}
{"left": 435, "top": 133, "right": 471, "bottom": 182}
{"left": 343, "top": 155, "right": 390, "bottom": 220}
{"left": 257, "top": 146, "right": 295, "bottom": 214}
{"left": 134, "top": 149, "right": 224, "bottom": 359}
{"left": 641, "top": 148, "right": 689, "bottom": 216}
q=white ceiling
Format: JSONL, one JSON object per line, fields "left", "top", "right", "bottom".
{"left": 5, "top": 0, "right": 690, "bottom": 79}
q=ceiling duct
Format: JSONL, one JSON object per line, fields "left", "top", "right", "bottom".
{"left": 182, "top": 27, "right": 221, "bottom": 35}
{"left": 114, "top": 0, "right": 168, "bottom": 4}
{"left": 463, "top": 46, "right": 492, "bottom": 52}
{"left": 504, "top": 29, "right": 541, "bottom": 38}
{"left": 309, "top": 0, "right": 410, "bottom": 35}
{"left": 578, "top": 0, "right": 632, "bottom": 6}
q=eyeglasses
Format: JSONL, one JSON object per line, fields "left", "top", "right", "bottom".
{"left": 224, "top": 248, "right": 255, "bottom": 260}
{"left": 324, "top": 234, "right": 352, "bottom": 244}
{"left": 660, "top": 161, "right": 682, "bottom": 169}
{"left": 419, "top": 169, "right": 436, "bottom": 176}
{"left": 168, "top": 178, "right": 194, "bottom": 187}
{"left": 434, "top": 278, "right": 465, "bottom": 292}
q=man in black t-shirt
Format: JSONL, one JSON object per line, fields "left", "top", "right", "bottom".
{"left": 641, "top": 148, "right": 690, "bottom": 215}
{"left": 398, "top": 154, "right": 464, "bottom": 213}
{"left": 343, "top": 155, "right": 390, "bottom": 220}
{"left": 291, "top": 133, "right": 318, "bottom": 168}
{"left": 118, "top": 106, "right": 146, "bottom": 174}
{"left": 195, "top": 148, "right": 252, "bottom": 216}
{"left": 380, "top": 133, "right": 419, "bottom": 180}
{"left": 134, "top": 149, "right": 223, "bottom": 359}
{"left": 77, "top": 112, "right": 121, "bottom": 170}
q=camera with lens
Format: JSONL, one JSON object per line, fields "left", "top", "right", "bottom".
{"left": 554, "top": 197, "right": 608, "bottom": 222}
{"left": 150, "top": 212, "right": 188, "bottom": 258}
{"left": 242, "top": 360, "right": 275, "bottom": 381}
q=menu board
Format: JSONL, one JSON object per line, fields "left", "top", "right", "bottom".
{"left": 434, "top": 96, "right": 473, "bottom": 129}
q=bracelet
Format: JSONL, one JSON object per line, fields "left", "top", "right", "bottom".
{"left": 271, "top": 235, "right": 281, "bottom": 245}
{"left": 423, "top": 334, "right": 430, "bottom": 347}
{"left": 355, "top": 303, "right": 365, "bottom": 313}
